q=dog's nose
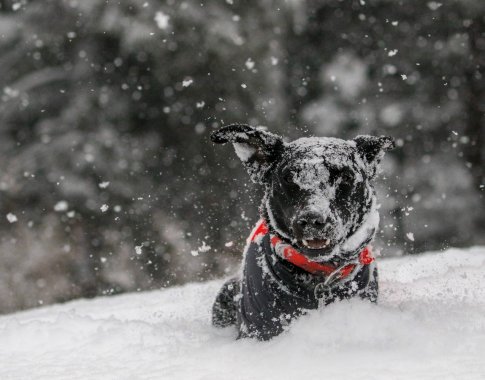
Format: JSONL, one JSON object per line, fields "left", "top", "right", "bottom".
{"left": 296, "top": 211, "right": 326, "bottom": 228}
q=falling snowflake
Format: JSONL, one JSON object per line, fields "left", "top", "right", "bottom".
{"left": 182, "top": 78, "right": 194, "bottom": 87}
{"left": 427, "top": 2, "right": 442, "bottom": 11}
{"left": 100, "top": 204, "right": 109, "bottom": 213}
{"left": 245, "top": 58, "right": 255, "bottom": 70}
{"left": 199, "top": 242, "right": 211, "bottom": 252}
{"left": 6, "top": 213, "right": 17, "bottom": 223}
{"left": 154, "top": 11, "right": 170, "bottom": 30}
{"left": 99, "top": 181, "right": 110, "bottom": 189}
{"left": 191, "top": 242, "right": 211, "bottom": 256}
{"left": 54, "top": 201, "right": 68, "bottom": 212}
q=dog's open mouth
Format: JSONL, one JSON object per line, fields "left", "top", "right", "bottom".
{"left": 301, "top": 239, "right": 330, "bottom": 250}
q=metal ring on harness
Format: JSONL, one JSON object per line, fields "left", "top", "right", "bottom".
{"left": 314, "top": 261, "right": 363, "bottom": 306}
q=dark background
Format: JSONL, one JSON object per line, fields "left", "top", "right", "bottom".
{"left": 0, "top": 0, "right": 483, "bottom": 314}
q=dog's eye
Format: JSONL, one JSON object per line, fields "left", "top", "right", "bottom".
{"left": 339, "top": 171, "right": 354, "bottom": 188}
{"left": 341, "top": 172, "right": 354, "bottom": 185}
{"left": 283, "top": 172, "right": 294, "bottom": 185}
{"left": 336, "top": 173, "right": 354, "bottom": 199}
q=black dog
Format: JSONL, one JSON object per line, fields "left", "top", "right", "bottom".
{"left": 211, "top": 124, "right": 394, "bottom": 340}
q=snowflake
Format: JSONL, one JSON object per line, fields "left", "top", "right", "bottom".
{"left": 245, "top": 58, "right": 255, "bottom": 70}
{"left": 154, "top": 11, "right": 170, "bottom": 30}
{"left": 54, "top": 201, "right": 68, "bottom": 212}
{"left": 182, "top": 78, "right": 194, "bottom": 87}
{"left": 6, "top": 213, "right": 17, "bottom": 223}
{"left": 199, "top": 242, "right": 211, "bottom": 252}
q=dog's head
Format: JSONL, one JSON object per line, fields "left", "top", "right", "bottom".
{"left": 212, "top": 124, "right": 394, "bottom": 261}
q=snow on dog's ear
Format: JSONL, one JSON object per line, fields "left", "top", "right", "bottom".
{"left": 353, "top": 135, "right": 395, "bottom": 178}
{"left": 211, "top": 124, "right": 284, "bottom": 183}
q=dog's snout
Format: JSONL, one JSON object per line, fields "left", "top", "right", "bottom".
{"left": 296, "top": 211, "right": 326, "bottom": 228}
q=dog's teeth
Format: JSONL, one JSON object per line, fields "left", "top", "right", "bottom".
{"left": 302, "top": 239, "right": 309, "bottom": 247}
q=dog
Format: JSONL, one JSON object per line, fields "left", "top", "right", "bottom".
{"left": 211, "top": 124, "right": 394, "bottom": 340}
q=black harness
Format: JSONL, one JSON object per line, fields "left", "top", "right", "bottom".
{"left": 236, "top": 222, "right": 378, "bottom": 340}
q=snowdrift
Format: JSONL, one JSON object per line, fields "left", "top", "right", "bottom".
{"left": 1, "top": 247, "right": 485, "bottom": 380}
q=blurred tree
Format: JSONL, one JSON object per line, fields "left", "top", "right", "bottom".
{"left": 0, "top": 0, "right": 289, "bottom": 312}
{"left": 280, "top": 0, "right": 485, "bottom": 253}
{"left": 0, "top": 0, "right": 483, "bottom": 313}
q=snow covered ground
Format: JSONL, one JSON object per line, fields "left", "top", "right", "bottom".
{"left": 1, "top": 247, "right": 485, "bottom": 380}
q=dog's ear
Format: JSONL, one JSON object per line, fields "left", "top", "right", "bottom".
{"left": 353, "top": 135, "right": 395, "bottom": 177}
{"left": 211, "top": 124, "right": 284, "bottom": 183}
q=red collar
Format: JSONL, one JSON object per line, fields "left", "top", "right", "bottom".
{"left": 250, "top": 219, "right": 374, "bottom": 279}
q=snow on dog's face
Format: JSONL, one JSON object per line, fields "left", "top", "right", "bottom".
{"left": 211, "top": 124, "right": 394, "bottom": 261}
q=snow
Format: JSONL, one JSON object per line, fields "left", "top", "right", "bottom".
{"left": 53, "top": 200, "right": 68, "bottom": 212}
{"left": 191, "top": 242, "right": 212, "bottom": 257}
{"left": 340, "top": 197, "right": 379, "bottom": 254}
{"left": 1, "top": 246, "right": 485, "bottom": 380}
{"left": 245, "top": 58, "right": 255, "bottom": 70}
{"left": 6, "top": 213, "right": 17, "bottom": 223}
{"left": 380, "top": 103, "right": 403, "bottom": 126}
{"left": 154, "top": 11, "right": 170, "bottom": 30}
{"left": 182, "top": 78, "right": 194, "bottom": 87}
{"left": 427, "top": 2, "right": 443, "bottom": 11}
{"left": 322, "top": 52, "right": 367, "bottom": 98}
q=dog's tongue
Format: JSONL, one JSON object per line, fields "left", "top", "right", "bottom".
{"left": 302, "top": 239, "right": 329, "bottom": 250}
